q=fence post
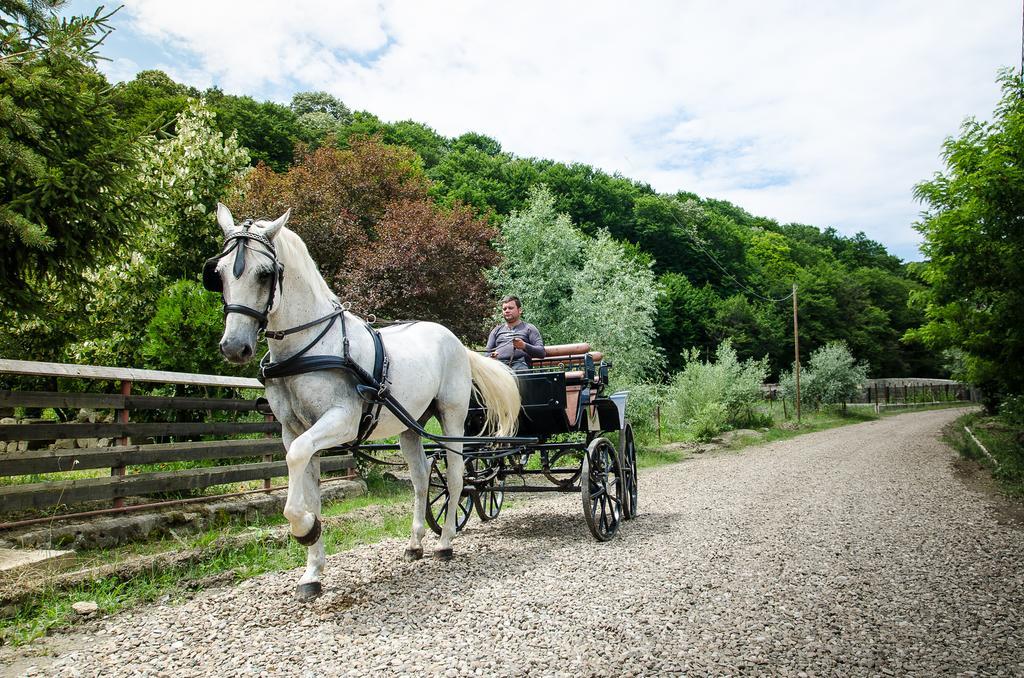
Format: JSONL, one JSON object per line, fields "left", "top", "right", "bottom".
{"left": 263, "top": 412, "right": 275, "bottom": 491}
{"left": 656, "top": 404, "right": 662, "bottom": 444}
{"left": 112, "top": 379, "right": 132, "bottom": 508}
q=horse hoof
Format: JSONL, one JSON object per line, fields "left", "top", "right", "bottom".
{"left": 403, "top": 548, "right": 423, "bottom": 562}
{"left": 292, "top": 516, "right": 322, "bottom": 546}
{"left": 434, "top": 548, "right": 454, "bottom": 562}
{"left": 295, "top": 581, "right": 322, "bottom": 600}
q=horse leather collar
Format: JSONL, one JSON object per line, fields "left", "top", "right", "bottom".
{"left": 259, "top": 309, "right": 391, "bottom": 445}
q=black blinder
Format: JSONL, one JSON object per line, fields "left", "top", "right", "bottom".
{"left": 203, "top": 258, "right": 223, "bottom": 292}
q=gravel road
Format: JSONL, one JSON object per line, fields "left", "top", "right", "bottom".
{"left": 4, "top": 407, "right": 1022, "bottom": 676}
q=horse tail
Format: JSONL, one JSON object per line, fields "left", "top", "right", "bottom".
{"left": 465, "top": 349, "right": 521, "bottom": 437}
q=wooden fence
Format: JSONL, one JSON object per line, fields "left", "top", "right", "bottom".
{"left": 762, "top": 380, "right": 978, "bottom": 407}
{"left": 0, "top": 359, "right": 354, "bottom": 515}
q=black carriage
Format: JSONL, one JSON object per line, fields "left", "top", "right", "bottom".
{"left": 416, "top": 343, "right": 639, "bottom": 542}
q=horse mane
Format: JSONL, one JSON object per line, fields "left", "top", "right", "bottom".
{"left": 272, "top": 226, "right": 340, "bottom": 305}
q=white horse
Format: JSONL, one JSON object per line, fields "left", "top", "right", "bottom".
{"left": 205, "top": 204, "right": 521, "bottom": 599}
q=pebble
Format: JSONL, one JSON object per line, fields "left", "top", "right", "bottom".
{"left": 2, "top": 409, "right": 1022, "bottom": 677}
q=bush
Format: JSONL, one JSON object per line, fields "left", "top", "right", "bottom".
{"left": 617, "top": 380, "right": 666, "bottom": 439}
{"left": 665, "top": 340, "right": 769, "bottom": 440}
{"left": 779, "top": 342, "right": 868, "bottom": 410}
{"left": 1000, "top": 396, "right": 1024, "bottom": 428}
{"left": 142, "top": 280, "right": 252, "bottom": 377}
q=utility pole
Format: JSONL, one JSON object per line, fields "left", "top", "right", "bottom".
{"left": 793, "top": 283, "right": 801, "bottom": 425}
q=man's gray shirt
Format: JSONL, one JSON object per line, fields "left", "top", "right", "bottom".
{"left": 485, "top": 322, "right": 545, "bottom": 367}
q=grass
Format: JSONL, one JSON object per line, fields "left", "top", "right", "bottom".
{"left": 944, "top": 411, "right": 1024, "bottom": 498}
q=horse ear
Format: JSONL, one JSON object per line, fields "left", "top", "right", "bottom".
{"left": 216, "top": 203, "right": 236, "bottom": 236}
{"left": 261, "top": 208, "right": 291, "bottom": 240}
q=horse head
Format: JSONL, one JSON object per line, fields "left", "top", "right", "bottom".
{"left": 205, "top": 203, "right": 290, "bottom": 364}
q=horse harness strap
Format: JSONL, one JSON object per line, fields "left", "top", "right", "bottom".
{"left": 259, "top": 309, "right": 392, "bottom": 445}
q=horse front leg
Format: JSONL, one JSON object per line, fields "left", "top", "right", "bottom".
{"left": 295, "top": 453, "right": 325, "bottom": 599}
{"left": 282, "top": 407, "right": 357, "bottom": 598}
{"left": 399, "top": 429, "right": 429, "bottom": 561}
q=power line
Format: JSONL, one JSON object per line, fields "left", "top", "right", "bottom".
{"left": 619, "top": 155, "right": 794, "bottom": 303}
{"left": 668, "top": 198, "right": 795, "bottom": 304}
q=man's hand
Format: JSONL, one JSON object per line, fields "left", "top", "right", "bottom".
{"left": 512, "top": 337, "right": 526, "bottom": 350}
{"left": 489, "top": 351, "right": 498, "bottom": 358}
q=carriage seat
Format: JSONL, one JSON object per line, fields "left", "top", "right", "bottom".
{"left": 532, "top": 343, "right": 603, "bottom": 373}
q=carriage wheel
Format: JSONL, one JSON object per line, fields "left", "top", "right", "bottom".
{"left": 471, "top": 457, "right": 505, "bottom": 521}
{"left": 581, "top": 437, "right": 622, "bottom": 541}
{"left": 424, "top": 455, "right": 472, "bottom": 536}
{"left": 620, "top": 422, "right": 639, "bottom": 520}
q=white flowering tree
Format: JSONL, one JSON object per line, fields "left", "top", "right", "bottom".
{"left": 139, "top": 99, "right": 251, "bottom": 280}
{"left": 63, "top": 101, "right": 250, "bottom": 368}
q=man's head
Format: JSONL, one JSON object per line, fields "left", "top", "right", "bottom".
{"left": 500, "top": 295, "right": 522, "bottom": 324}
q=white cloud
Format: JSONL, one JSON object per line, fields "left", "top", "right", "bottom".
{"left": 119, "top": 0, "right": 1021, "bottom": 259}
{"left": 99, "top": 56, "right": 141, "bottom": 84}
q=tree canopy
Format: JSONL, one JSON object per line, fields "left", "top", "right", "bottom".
{"left": 0, "top": 2, "right": 147, "bottom": 312}
{"left": 229, "top": 138, "right": 497, "bottom": 339}
{"left": 0, "top": 46, "right": 945, "bottom": 386}
{"left": 907, "top": 70, "right": 1024, "bottom": 403}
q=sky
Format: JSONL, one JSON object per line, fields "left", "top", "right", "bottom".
{"left": 70, "top": 0, "right": 1022, "bottom": 261}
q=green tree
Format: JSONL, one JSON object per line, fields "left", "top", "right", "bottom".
{"left": 487, "top": 185, "right": 587, "bottom": 332}
{"left": 0, "top": 99, "right": 251, "bottom": 368}
{"left": 290, "top": 90, "right": 352, "bottom": 122}
{"left": 907, "top": 70, "right": 1024, "bottom": 404}
{"left": 571, "top": 230, "right": 663, "bottom": 382}
{"left": 655, "top": 273, "right": 719, "bottom": 372}
{"left": 109, "top": 69, "right": 196, "bottom": 135}
{"left": 142, "top": 280, "right": 251, "bottom": 376}
{"left": 205, "top": 89, "right": 299, "bottom": 171}
{"left": 291, "top": 91, "right": 352, "bottom": 148}
{"left": 0, "top": 1, "right": 148, "bottom": 312}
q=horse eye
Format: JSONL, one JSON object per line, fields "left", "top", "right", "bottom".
{"left": 256, "top": 270, "right": 273, "bottom": 283}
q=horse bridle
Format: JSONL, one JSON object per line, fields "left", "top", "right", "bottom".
{"left": 202, "top": 221, "right": 285, "bottom": 331}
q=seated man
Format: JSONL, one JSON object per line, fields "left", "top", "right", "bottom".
{"left": 485, "top": 295, "right": 545, "bottom": 371}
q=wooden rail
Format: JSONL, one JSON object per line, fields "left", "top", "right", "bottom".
{"left": 0, "top": 359, "right": 352, "bottom": 516}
